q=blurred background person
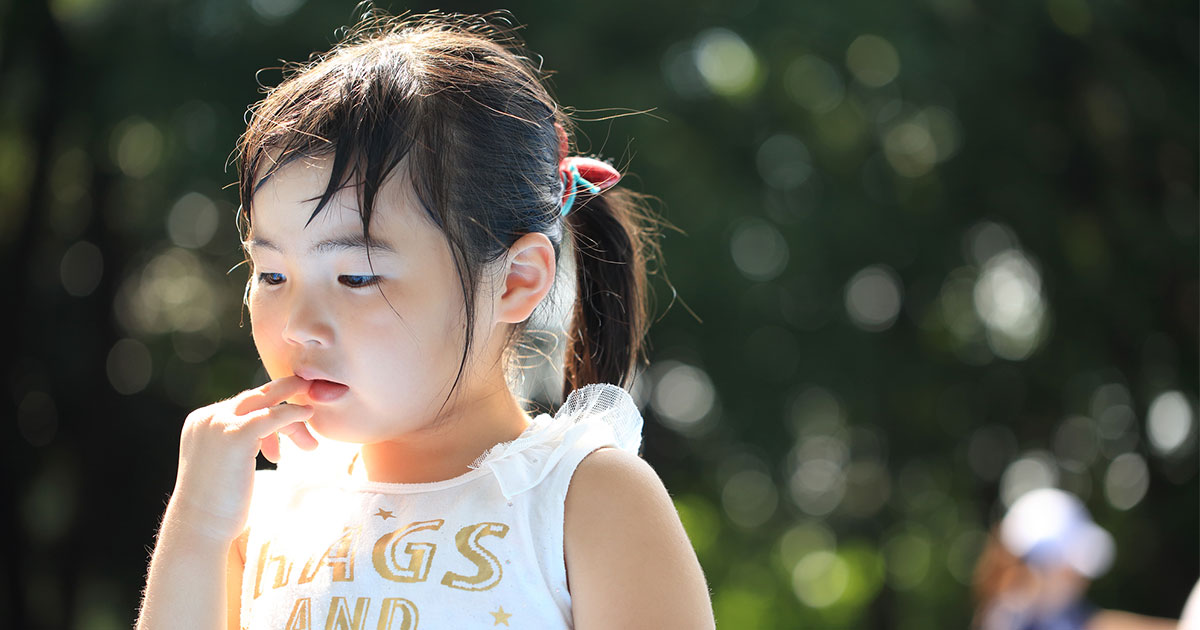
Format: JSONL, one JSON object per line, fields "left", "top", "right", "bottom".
{"left": 973, "top": 488, "right": 1179, "bottom": 630}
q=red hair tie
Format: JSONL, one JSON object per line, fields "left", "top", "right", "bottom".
{"left": 555, "top": 122, "right": 620, "bottom": 216}
{"left": 559, "top": 157, "right": 620, "bottom": 216}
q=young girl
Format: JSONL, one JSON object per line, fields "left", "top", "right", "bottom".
{"left": 136, "top": 10, "right": 714, "bottom": 630}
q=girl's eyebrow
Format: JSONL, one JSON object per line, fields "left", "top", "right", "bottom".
{"left": 248, "top": 233, "right": 398, "bottom": 255}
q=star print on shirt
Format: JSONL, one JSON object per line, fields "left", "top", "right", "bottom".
{"left": 374, "top": 507, "right": 395, "bottom": 520}
{"left": 489, "top": 606, "right": 513, "bottom": 626}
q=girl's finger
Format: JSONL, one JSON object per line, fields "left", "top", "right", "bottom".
{"left": 239, "top": 402, "right": 315, "bottom": 438}
{"left": 259, "top": 432, "right": 281, "bottom": 463}
{"left": 233, "top": 376, "right": 310, "bottom": 416}
{"left": 277, "top": 421, "right": 318, "bottom": 451}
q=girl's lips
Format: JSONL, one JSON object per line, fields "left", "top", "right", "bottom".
{"left": 308, "top": 378, "right": 349, "bottom": 402}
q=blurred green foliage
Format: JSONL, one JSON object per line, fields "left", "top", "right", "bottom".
{"left": 5, "top": 0, "right": 1196, "bottom": 628}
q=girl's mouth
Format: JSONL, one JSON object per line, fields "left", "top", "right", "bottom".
{"left": 308, "top": 379, "right": 349, "bottom": 402}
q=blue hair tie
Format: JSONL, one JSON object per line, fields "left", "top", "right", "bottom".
{"left": 560, "top": 162, "right": 602, "bottom": 217}
{"left": 557, "top": 156, "right": 622, "bottom": 217}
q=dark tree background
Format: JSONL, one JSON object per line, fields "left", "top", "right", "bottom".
{"left": 4, "top": 0, "right": 1196, "bottom": 628}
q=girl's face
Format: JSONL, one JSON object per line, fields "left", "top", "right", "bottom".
{"left": 245, "top": 156, "right": 497, "bottom": 443}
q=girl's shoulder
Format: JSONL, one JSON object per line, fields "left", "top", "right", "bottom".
{"left": 563, "top": 446, "right": 673, "bottom": 543}
{"left": 565, "top": 447, "right": 667, "bottom": 515}
{"left": 561, "top": 447, "right": 716, "bottom": 627}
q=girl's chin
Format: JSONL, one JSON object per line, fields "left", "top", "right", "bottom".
{"left": 305, "top": 410, "right": 373, "bottom": 444}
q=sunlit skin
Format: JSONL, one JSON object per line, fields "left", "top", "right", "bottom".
{"left": 245, "top": 155, "right": 557, "bottom": 484}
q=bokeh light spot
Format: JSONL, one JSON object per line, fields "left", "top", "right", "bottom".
{"left": 167, "top": 192, "right": 219, "bottom": 249}
{"left": 790, "top": 456, "right": 847, "bottom": 517}
{"left": 839, "top": 544, "right": 887, "bottom": 607}
{"left": 694, "top": 28, "right": 761, "bottom": 98}
{"left": 1104, "top": 452, "right": 1149, "bottom": 510}
{"left": 973, "top": 249, "right": 1048, "bottom": 359}
{"left": 730, "top": 219, "right": 789, "bottom": 282}
{"left": 883, "top": 120, "right": 937, "bottom": 177}
{"left": 110, "top": 117, "right": 163, "bottom": 178}
{"left": 778, "top": 520, "right": 836, "bottom": 570}
{"left": 1146, "top": 390, "right": 1194, "bottom": 457}
{"left": 814, "top": 97, "right": 869, "bottom": 154}
{"left": 785, "top": 55, "right": 845, "bottom": 113}
{"left": 114, "top": 247, "right": 221, "bottom": 335}
{"left": 722, "top": 469, "right": 779, "bottom": 529}
{"left": 844, "top": 265, "right": 903, "bottom": 331}
{"left": 756, "top": 134, "right": 812, "bottom": 190}
{"left": 106, "top": 338, "right": 153, "bottom": 395}
{"left": 649, "top": 360, "right": 717, "bottom": 435}
{"left": 883, "top": 528, "right": 931, "bottom": 590}
{"left": 792, "top": 550, "right": 850, "bottom": 608}
{"left": 59, "top": 240, "right": 103, "bottom": 297}
{"left": 1000, "top": 450, "right": 1059, "bottom": 507}
{"left": 845, "top": 35, "right": 900, "bottom": 87}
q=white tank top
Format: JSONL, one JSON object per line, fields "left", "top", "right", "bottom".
{"left": 238, "top": 384, "right": 643, "bottom": 630}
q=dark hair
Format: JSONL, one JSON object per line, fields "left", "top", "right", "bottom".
{"left": 234, "top": 9, "right": 662, "bottom": 406}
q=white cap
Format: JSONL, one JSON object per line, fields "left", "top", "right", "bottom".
{"left": 999, "top": 488, "right": 1115, "bottom": 578}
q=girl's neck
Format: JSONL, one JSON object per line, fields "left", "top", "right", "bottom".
{"left": 351, "top": 381, "right": 532, "bottom": 485}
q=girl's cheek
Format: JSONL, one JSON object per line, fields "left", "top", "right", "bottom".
{"left": 248, "top": 296, "right": 283, "bottom": 346}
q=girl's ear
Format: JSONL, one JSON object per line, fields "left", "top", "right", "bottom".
{"left": 495, "top": 232, "right": 556, "bottom": 324}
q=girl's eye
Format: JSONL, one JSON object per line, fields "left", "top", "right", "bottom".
{"left": 340, "top": 275, "right": 380, "bottom": 288}
{"left": 256, "top": 272, "right": 377, "bottom": 288}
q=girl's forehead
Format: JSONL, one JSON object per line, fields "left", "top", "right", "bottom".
{"left": 249, "top": 155, "right": 423, "bottom": 239}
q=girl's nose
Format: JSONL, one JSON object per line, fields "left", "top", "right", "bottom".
{"left": 282, "top": 292, "right": 334, "bottom": 346}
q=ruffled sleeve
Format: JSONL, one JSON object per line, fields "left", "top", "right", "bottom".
{"left": 469, "top": 383, "right": 644, "bottom": 500}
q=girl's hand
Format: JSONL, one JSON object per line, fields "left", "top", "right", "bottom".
{"left": 168, "top": 376, "right": 319, "bottom": 544}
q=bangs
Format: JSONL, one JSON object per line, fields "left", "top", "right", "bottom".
{"left": 237, "top": 38, "right": 435, "bottom": 238}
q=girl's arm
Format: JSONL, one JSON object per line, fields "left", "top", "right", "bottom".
{"left": 564, "top": 448, "right": 716, "bottom": 630}
{"left": 135, "top": 504, "right": 236, "bottom": 630}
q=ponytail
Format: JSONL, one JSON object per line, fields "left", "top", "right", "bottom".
{"left": 561, "top": 186, "right": 661, "bottom": 400}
